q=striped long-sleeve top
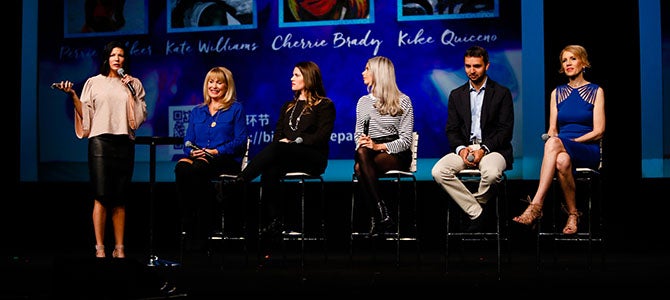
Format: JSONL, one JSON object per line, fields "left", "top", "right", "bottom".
{"left": 354, "top": 93, "right": 414, "bottom": 154}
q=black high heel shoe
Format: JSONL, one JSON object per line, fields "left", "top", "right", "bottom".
{"left": 370, "top": 199, "right": 395, "bottom": 238}
{"left": 257, "top": 218, "right": 284, "bottom": 269}
{"left": 369, "top": 216, "right": 395, "bottom": 238}
{"left": 260, "top": 218, "right": 284, "bottom": 240}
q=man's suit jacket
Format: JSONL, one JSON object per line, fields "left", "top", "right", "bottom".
{"left": 445, "top": 77, "right": 514, "bottom": 169}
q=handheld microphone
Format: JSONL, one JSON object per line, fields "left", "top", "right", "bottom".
{"left": 117, "top": 68, "right": 136, "bottom": 96}
{"left": 185, "top": 141, "right": 214, "bottom": 159}
{"left": 362, "top": 115, "right": 370, "bottom": 136}
{"left": 467, "top": 136, "right": 480, "bottom": 162}
{"left": 541, "top": 133, "right": 550, "bottom": 142}
{"left": 292, "top": 137, "right": 303, "bottom": 144}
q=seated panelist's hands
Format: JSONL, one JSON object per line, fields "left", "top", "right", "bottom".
{"left": 471, "top": 148, "right": 485, "bottom": 163}
{"left": 358, "top": 135, "right": 376, "bottom": 150}
{"left": 190, "top": 148, "right": 212, "bottom": 158}
{"left": 459, "top": 148, "right": 475, "bottom": 167}
{"left": 358, "top": 135, "right": 387, "bottom": 152}
{"left": 459, "top": 147, "right": 485, "bottom": 168}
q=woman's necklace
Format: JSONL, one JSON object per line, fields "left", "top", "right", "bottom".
{"left": 288, "top": 100, "right": 305, "bottom": 131}
{"left": 210, "top": 107, "right": 222, "bottom": 128}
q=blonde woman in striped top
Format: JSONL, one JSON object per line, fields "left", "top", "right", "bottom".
{"left": 353, "top": 56, "right": 414, "bottom": 237}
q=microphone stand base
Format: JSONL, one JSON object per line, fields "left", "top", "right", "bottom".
{"left": 147, "top": 255, "right": 181, "bottom": 267}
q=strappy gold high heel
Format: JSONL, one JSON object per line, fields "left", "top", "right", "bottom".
{"left": 560, "top": 203, "right": 582, "bottom": 235}
{"left": 112, "top": 245, "right": 125, "bottom": 258}
{"left": 95, "top": 245, "right": 105, "bottom": 258}
{"left": 512, "top": 196, "right": 543, "bottom": 228}
{"left": 562, "top": 211, "right": 582, "bottom": 235}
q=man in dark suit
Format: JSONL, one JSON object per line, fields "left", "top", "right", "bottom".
{"left": 431, "top": 45, "right": 514, "bottom": 232}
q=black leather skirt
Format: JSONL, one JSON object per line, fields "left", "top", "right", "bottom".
{"left": 88, "top": 134, "right": 135, "bottom": 206}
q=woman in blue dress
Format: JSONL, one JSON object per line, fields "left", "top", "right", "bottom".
{"left": 512, "top": 45, "right": 605, "bottom": 234}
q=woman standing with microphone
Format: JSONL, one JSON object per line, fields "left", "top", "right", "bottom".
{"left": 52, "top": 40, "right": 147, "bottom": 258}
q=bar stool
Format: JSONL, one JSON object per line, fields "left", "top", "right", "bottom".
{"left": 445, "top": 169, "right": 508, "bottom": 280}
{"left": 258, "top": 171, "right": 327, "bottom": 275}
{"left": 206, "top": 137, "right": 251, "bottom": 265}
{"left": 349, "top": 132, "right": 420, "bottom": 268}
{"left": 536, "top": 144, "right": 605, "bottom": 271}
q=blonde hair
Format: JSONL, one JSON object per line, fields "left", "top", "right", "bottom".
{"left": 202, "top": 66, "right": 236, "bottom": 110}
{"left": 558, "top": 45, "right": 591, "bottom": 74}
{"left": 366, "top": 56, "right": 403, "bottom": 116}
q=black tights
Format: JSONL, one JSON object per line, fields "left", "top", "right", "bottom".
{"left": 354, "top": 147, "right": 409, "bottom": 219}
{"left": 237, "top": 142, "right": 327, "bottom": 226}
{"left": 174, "top": 155, "right": 240, "bottom": 241}
{"left": 175, "top": 159, "right": 216, "bottom": 241}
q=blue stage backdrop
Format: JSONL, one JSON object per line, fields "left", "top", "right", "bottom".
{"left": 27, "top": 0, "right": 532, "bottom": 182}
{"left": 641, "top": 0, "right": 670, "bottom": 177}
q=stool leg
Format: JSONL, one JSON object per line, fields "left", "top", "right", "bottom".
{"left": 257, "top": 185, "right": 263, "bottom": 264}
{"left": 445, "top": 203, "right": 451, "bottom": 274}
{"left": 299, "top": 178, "right": 305, "bottom": 275}
{"left": 320, "top": 178, "right": 327, "bottom": 262}
{"left": 395, "top": 177, "right": 401, "bottom": 268}
{"left": 495, "top": 193, "right": 501, "bottom": 280}
{"left": 349, "top": 177, "right": 356, "bottom": 263}
{"left": 412, "top": 178, "right": 420, "bottom": 266}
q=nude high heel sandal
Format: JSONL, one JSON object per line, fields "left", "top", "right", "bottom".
{"left": 512, "top": 196, "right": 543, "bottom": 228}
{"left": 562, "top": 211, "right": 582, "bottom": 235}
{"left": 112, "top": 245, "right": 125, "bottom": 258}
{"left": 95, "top": 245, "right": 105, "bottom": 258}
{"left": 560, "top": 203, "right": 582, "bottom": 235}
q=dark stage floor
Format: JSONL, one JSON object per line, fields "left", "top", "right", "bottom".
{"left": 6, "top": 180, "right": 670, "bottom": 298}
{"left": 2, "top": 239, "right": 668, "bottom": 299}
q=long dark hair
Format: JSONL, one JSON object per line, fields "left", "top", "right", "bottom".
{"left": 288, "top": 61, "right": 327, "bottom": 113}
